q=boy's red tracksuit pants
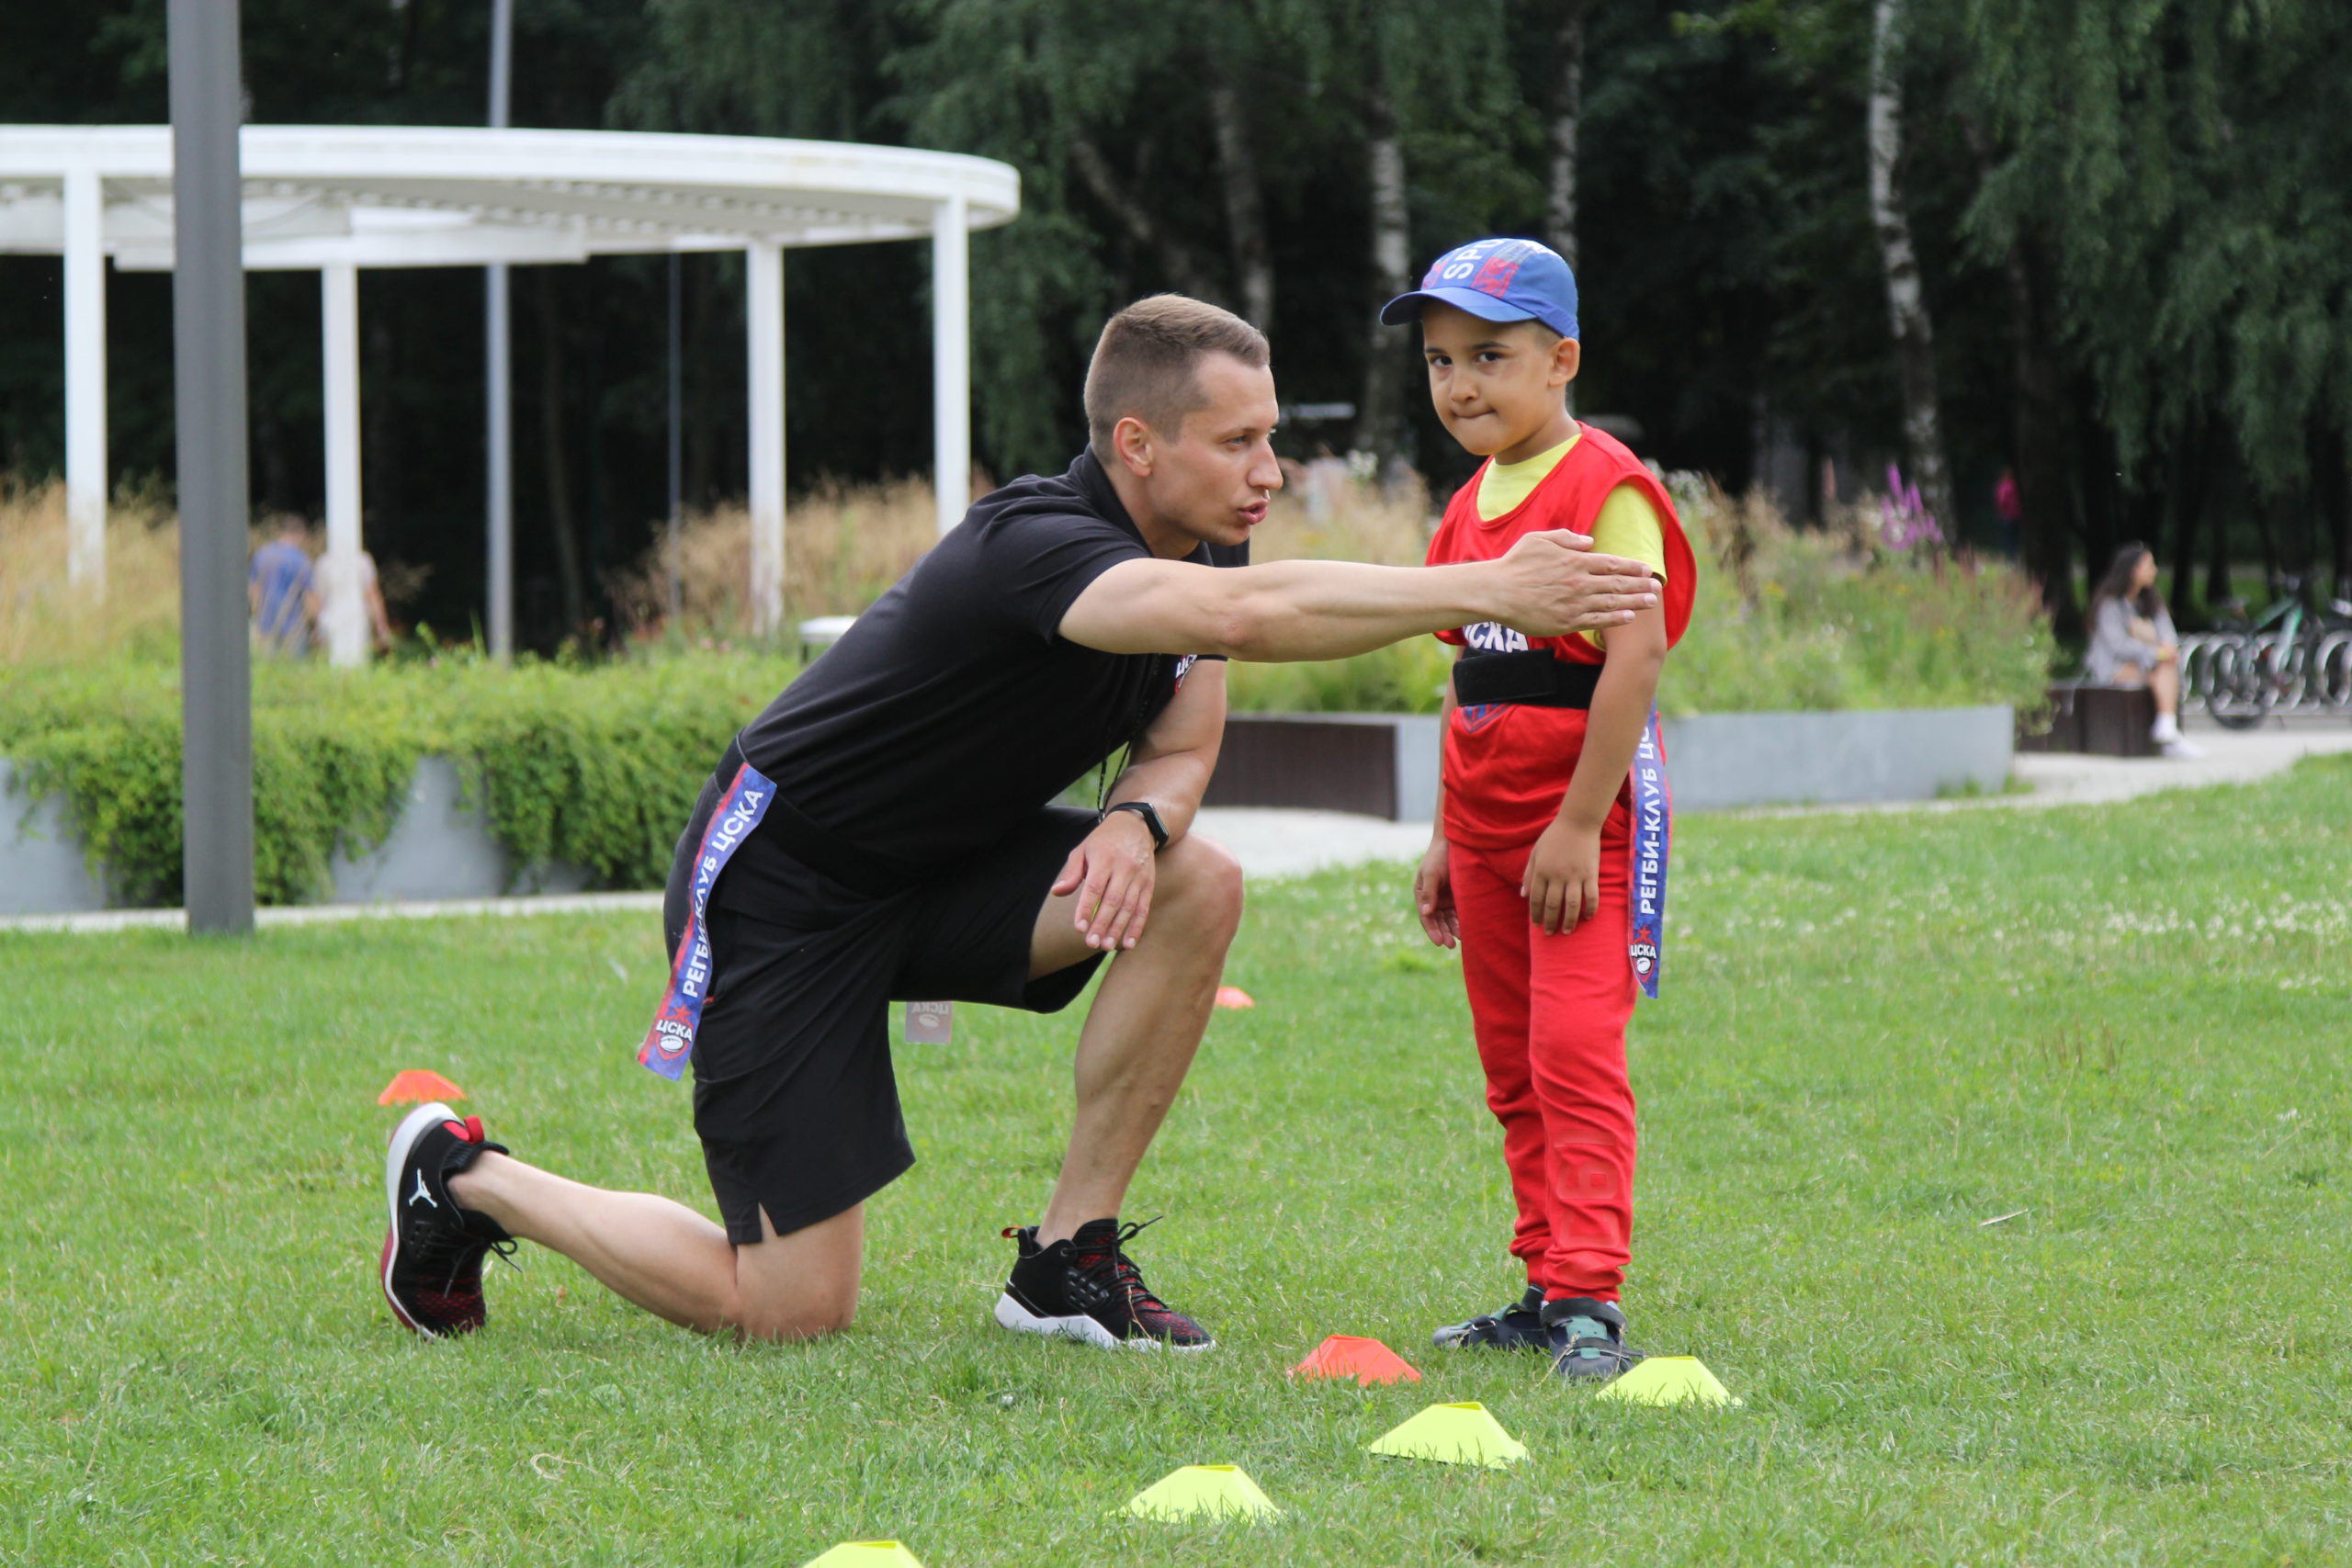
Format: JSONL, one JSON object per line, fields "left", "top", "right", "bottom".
{"left": 1448, "top": 803, "right": 1638, "bottom": 1303}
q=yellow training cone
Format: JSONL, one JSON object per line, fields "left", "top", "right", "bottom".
{"left": 1366, "top": 1401, "right": 1529, "bottom": 1469}
{"left": 1125, "top": 1464, "right": 1281, "bottom": 1522}
{"left": 1596, "top": 1356, "right": 1742, "bottom": 1408}
{"left": 800, "top": 1542, "right": 924, "bottom": 1567}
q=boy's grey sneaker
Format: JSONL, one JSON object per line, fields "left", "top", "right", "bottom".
{"left": 1431, "top": 1283, "right": 1549, "bottom": 1350}
{"left": 1544, "top": 1295, "right": 1642, "bottom": 1382}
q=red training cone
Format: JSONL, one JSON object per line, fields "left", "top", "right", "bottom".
{"left": 1215, "top": 986, "right": 1255, "bottom": 1010}
{"left": 378, "top": 1069, "right": 466, "bottom": 1106}
{"left": 1291, "top": 1334, "right": 1421, "bottom": 1386}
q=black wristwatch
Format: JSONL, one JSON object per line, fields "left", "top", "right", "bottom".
{"left": 1105, "top": 799, "right": 1170, "bottom": 852}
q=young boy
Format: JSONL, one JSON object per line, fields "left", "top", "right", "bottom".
{"left": 1383, "top": 238, "right": 1695, "bottom": 1381}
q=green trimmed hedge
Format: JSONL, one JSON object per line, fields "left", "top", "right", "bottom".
{"left": 0, "top": 654, "right": 797, "bottom": 907}
{"left": 6, "top": 523, "right": 2051, "bottom": 908}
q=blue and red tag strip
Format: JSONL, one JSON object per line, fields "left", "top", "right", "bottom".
{"left": 637, "top": 761, "right": 777, "bottom": 1080}
{"left": 1627, "top": 708, "right": 1670, "bottom": 999}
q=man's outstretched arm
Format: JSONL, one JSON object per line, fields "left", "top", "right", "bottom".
{"left": 1058, "top": 530, "right": 1657, "bottom": 660}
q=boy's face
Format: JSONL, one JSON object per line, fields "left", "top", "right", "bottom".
{"left": 1419, "top": 301, "right": 1580, "bottom": 459}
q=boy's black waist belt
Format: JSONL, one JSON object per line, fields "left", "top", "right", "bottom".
{"left": 722, "top": 739, "right": 922, "bottom": 898}
{"left": 1453, "top": 650, "right": 1601, "bottom": 709}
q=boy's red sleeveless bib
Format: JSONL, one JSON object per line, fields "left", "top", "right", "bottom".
{"left": 1426, "top": 423, "right": 1696, "bottom": 849}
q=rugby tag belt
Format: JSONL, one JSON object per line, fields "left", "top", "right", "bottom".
{"left": 637, "top": 760, "right": 777, "bottom": 1080}
{"left": 1628, "top": 707, "right": 1670, "bottom": 999}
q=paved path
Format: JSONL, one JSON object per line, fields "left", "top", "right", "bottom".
{"left": 8, "top": 717, "right": 2345, "bottom": 935}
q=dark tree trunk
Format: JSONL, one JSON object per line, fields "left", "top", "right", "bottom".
{"left": 2165, "top": 419, "right": 2210, "bottom": 624}
{"left": 1356, "top": 80, "right": 1414, "bottom": 472}
{"left": 2205, "top": 440, "right": 2236, "bottom": 610}
{"left": 531, "top": 269, "right": 587, "bottom": 637}
{"left": 2076, "top": 391, "right": 2119, "bottom": 581}
{"left": 2250, "top": 471, "right": 2279, "bottom": 595}
{"left": 364, "top": 310, "right": 401, "bottom": 545}
{"left": 2003, "top": 235, "right": 2077, "bottom": 638}
{"left": 1070, "top": 135, "right": 1224, "bottom": 307}
{"left": 1206, "top": 77, "right": 1273, "bottom": 333}
{"left": 2321, "top": 424, "right": 2352, "bottom": 602}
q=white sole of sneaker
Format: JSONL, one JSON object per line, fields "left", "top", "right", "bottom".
{"left": 990, "top": 1292, "right": 1213, "bottom": 1351}
{"left": 380, "top": 1101, "right": 457, "bottom": 1337}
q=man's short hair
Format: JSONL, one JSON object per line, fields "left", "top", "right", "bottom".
{"left": 1084, "top": 295, "right": 1270, "bottom": 454}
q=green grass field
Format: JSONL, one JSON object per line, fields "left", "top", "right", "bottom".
{"left": 6, "top": 758, "right": 2349, "bottom": 1565}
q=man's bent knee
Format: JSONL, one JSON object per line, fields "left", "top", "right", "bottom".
{"left": 1162, "top": 833, "right": 1245, "bottom": 932}
{"left": 729, "top": 1202, "right": 862, "bottom": 1342}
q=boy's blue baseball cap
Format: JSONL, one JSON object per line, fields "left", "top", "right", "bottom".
{"left": 1379, "top": 237, "right": 1577, "bottom": 340}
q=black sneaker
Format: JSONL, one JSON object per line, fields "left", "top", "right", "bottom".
{"left": 380, "top": 1101, "right": 514, "bottom": 1337}
{"left": 1431, "top": 1283, "right": 1549, "bottom": 1350}
{"left": 1544, "top": 1295, "right": 1642, "bottom": 1382}
{"left": 993, "top": 1217, "right": 1214, "bottom": 1350}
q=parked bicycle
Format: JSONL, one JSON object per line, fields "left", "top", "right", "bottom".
{"left": 2201, "top": 575, "right": 2352, "bottom": 728}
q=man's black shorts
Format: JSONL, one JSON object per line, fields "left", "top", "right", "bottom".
{"left": 662, "top": 758, "right": 1105, "bottom": 1245}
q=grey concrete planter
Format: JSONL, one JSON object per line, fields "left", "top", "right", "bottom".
{"left": 1659, "top": 705, "right": 2014, "bottom": 809}
{"left": 1209, "top": 704, "right": 2013, "bottom": 819}
{"left": 0, "top": 759, "right": 108, "bottom": 915}
{"left": 1, "top": 755, "right": 589, "bottom": 916}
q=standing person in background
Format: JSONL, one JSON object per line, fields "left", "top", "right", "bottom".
{"left": 248, "top": 515, "right": 316, "bottom": 657}
{"left": 2086, "top": 541, "right": 2204, "bottom": 759}
{"left": 315, "top": 545, "right": 396, "bottom": 659}
{"left": 1994, "top": 468, "right": 2022, "bottom": 559}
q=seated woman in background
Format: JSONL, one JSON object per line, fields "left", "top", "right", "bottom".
{"left": 2086, "top": 541, "right": 2204, "bottom": 759}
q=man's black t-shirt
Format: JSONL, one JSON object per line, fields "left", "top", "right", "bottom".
{"left": 720, "top": 449, "right": 1244, "bottom": 902}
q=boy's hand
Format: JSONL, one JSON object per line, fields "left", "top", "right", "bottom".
{"left": 1414, "top": 834, "right": 1460, "bottom": 948}
{"left": 1522, "top": 818, "right": 1601, "bottom": 936}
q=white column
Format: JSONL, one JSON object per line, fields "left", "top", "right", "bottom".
{"left": 745, "top": 240, "right": 786, "bottom": 637}
{"left": 321, "top": 261, "right": 366, "bottom": 668}
{"left": 62, "top": 167, "right": 107, "bottom": 593}
{"left": 932, "top": 193, "right": 970, "bottom": 536}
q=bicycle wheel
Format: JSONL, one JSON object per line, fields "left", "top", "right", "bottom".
{"left": 2203, "top": 636, "right": 2272, "bottom": 729}
{"left": 2313, "top": 630, "right": 2352, "bottom": 716}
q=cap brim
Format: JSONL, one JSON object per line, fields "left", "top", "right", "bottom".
{"left": 1378, "top": 287, "right": 1537, "bottom": 327}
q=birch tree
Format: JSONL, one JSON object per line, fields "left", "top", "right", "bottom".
{"left": 1866, "top": 0, "right": 1956, "bottom": 535}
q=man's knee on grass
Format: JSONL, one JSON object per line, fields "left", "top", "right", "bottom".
{"left": 729, "top": 1286, "right": 857, "bottom": 1344}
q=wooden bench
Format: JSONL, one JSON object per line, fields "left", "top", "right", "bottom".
{"left": 2017, "top": 682, "right": 2157, "bottom": 757}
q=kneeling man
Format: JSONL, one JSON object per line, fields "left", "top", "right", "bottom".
{"left": 379, "top": 295, "right": 1657, "bottom": 1348}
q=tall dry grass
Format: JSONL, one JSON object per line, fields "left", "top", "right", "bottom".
{"left": 614, "top": 468, "right": 1438, "bottom": 644}
{"left": 0, "top": 480, "right": 183, "bottom": 665}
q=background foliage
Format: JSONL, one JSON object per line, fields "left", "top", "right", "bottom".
{"left": 3, "top": 479, "right": 2048, "bottom": 905}
{"left": 2, "top": 1, "right": 2346, "bottom": 649}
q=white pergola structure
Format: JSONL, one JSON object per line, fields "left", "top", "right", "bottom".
{"left": 0, "top": 126, "right": 1018, "bottom": 662}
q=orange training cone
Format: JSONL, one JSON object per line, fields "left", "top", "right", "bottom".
{"left": 378, "top": 1069, "right": 466, "bottom": 1106}
{"left": 1291, "top": 1334, "right": 1421, "bottom": 1386}
{"left": 1215, "top": 986, "right": 1255, "bottom": 1009}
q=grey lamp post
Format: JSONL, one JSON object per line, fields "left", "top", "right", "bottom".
{"left": 169, "top": 0, "right": 255, "bottom": 935}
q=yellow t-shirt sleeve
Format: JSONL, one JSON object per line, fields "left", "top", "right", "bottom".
{"left": 1586, "top": 481, "right": 1668, "bottom": 581}
{"left": 1580, "top": 482, "right": 1668, "bottom": 649}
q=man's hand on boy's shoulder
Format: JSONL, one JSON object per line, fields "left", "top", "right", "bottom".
{"left": 1487, "top": 530, "right": 1657, "bottom": 639}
